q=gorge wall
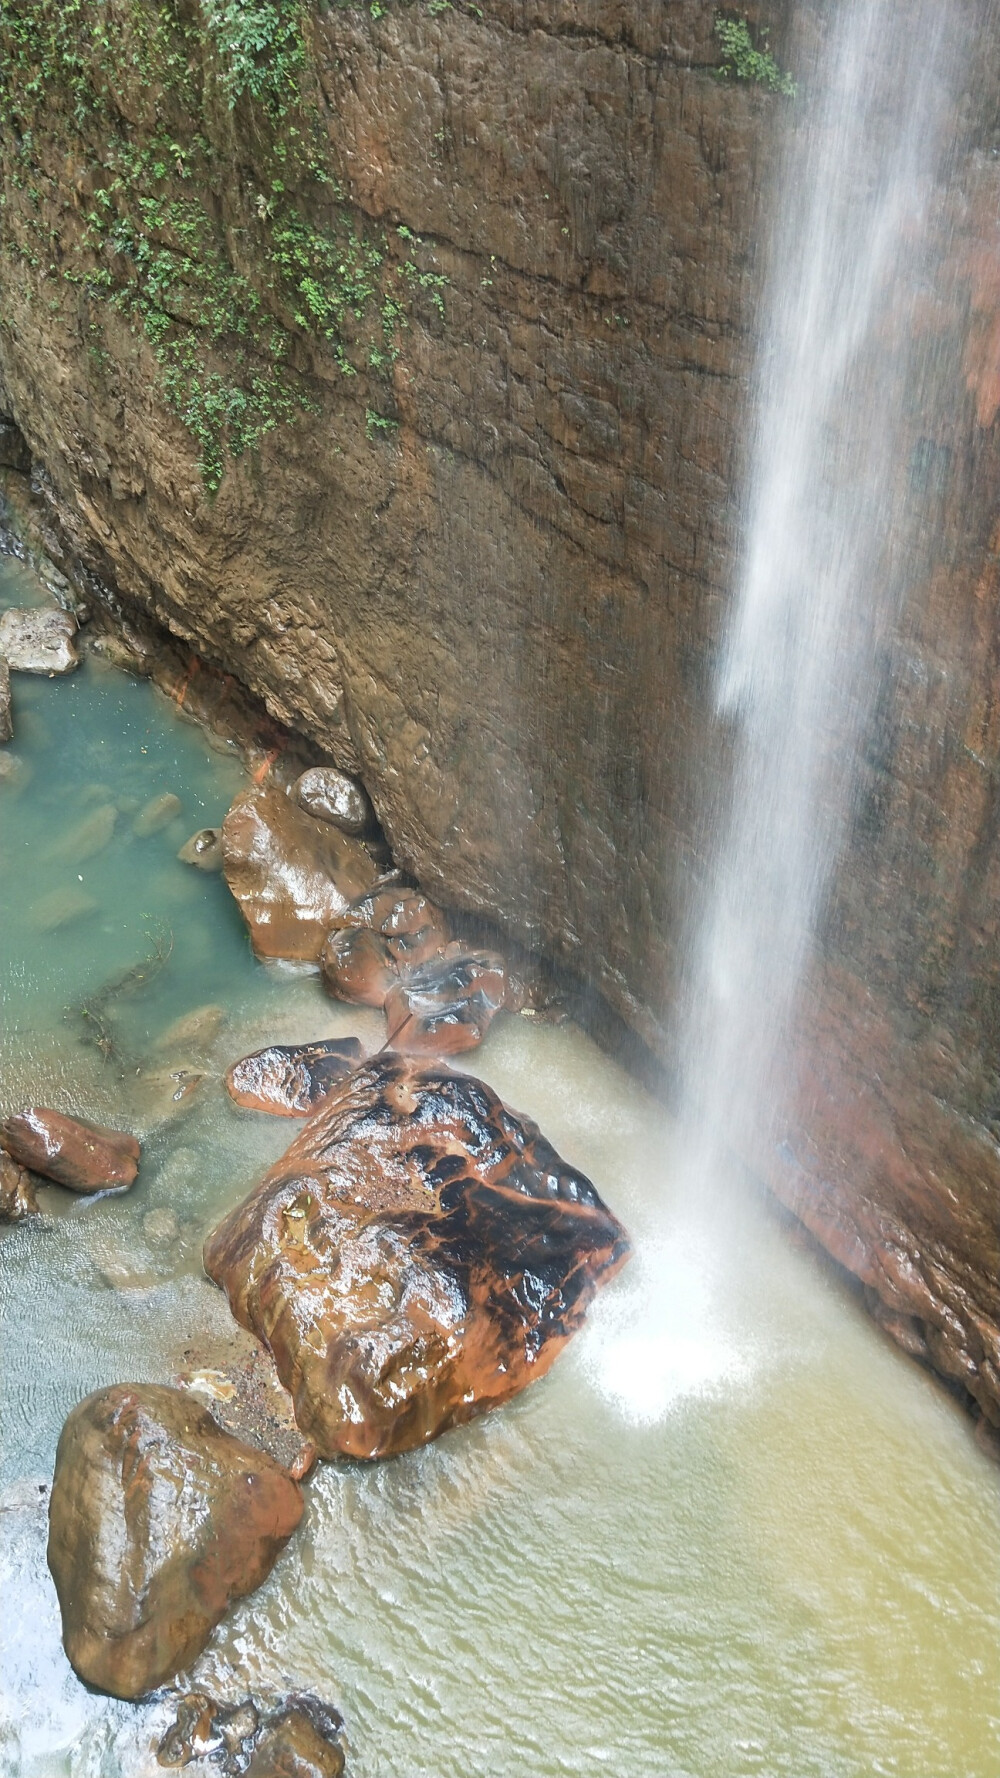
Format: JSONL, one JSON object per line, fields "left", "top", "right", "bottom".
{"left": 3, "top": 0, "right": 1000, "bottom": 1435}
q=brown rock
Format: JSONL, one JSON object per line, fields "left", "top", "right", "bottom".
{"left": 0, "top": 607, "right": 77, "bottom": 674}
{"left": 222, "top": 786, "right": 377, "bottom": 962}
{"left": 47, "top": 1383, "right": 303, "bottom": 1698}
{"left": 0, "top": 1150, "right": 38, "bottom": 1220}
{"left": 0, "top": 1108, "right": 139, "bottom": 1193}
{"left": 174, "top": 1343, "right": 318, "bottom": 1479}
{"left": 158, "top": 1693, "right": 260, "bottom": 1766}
{"left": 177, "top": 826, "right": 223, "bottom": 870}
{"left": 246, "top": 1704, "right": 345, "bottom": 1778}
{"left": 293, "top": 765, "right": 372, "bottom": 836}
{"left": 320, "top": 886, "right": 450, "bottom": 1007}
{"left": 0, "top": 656, "right": 11, "bottom": 743}
{"left": 204, "top": 1054, "right": 630, "bottom": 1460}
{"left": 225, "top": 1038, "right": 365, "bottom": 1117}
{"left": 384, "top": 948, "right": 509, "bottom": 1056}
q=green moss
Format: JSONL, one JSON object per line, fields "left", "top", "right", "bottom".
{"left": 714, "top": 14, "right": 796, "bottom": 97}
{"left": 0, "top": 0, "right": 450, "bottom": 490}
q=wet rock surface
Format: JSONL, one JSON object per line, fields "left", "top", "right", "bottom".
{"left": 0, "top": 1150, "right": 38, "bottom": 1221}
{"left": 47, "top": 1383, "right": 303, "bottom": 1698}
{"left": 205, "top": 1053, "right": 630, "bottom": 1460}
{"left": 178, "top": 826, "right": 223, "bottom": 870}
{"left": 385, "top": 949, "right": 511, "bottom": 1055}
{"left": 293, "top": 766, "right": 372, "bottom": 836}
{"left": 0, "top": 606, "right": 78, "bottom": 674}
{"left": 0, "top": 1108, "right": 139, "bottom": 1192}
{"left": 0, "top": 655, "right": 11, "bottom": 742}
{"left": 222, "top": 786, "right": 377, "bottom": 962}
{"left": 245, "top": 1703, "right": 346, "bottom": 1778}
{"left": 226, "top": 1038, "right": 365, "bottom": 1117}
{"left": 173, "top": 1342, "right": 318, "bottom": 1479}
{"left": 320, "top": 887, "right": 450, "bottom": 1007}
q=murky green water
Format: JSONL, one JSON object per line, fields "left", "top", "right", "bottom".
{"left": 1, "top": 556, "right": 999, "bottom": 1778}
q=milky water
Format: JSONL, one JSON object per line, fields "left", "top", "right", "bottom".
{"left": 1, "top": 560, "right": 999, "bottom": 1777}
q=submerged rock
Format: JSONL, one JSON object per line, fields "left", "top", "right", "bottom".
{"left": 320, "top": 886, "right": 450, "bottom": 1006}
{"left": 130, "top": 1065, "right": 205, "bottom": 1125}
{"left": 205, "top": 1054, "right": 630, "bottom": 1460}
{"left": 246, "top": 1703, "right": 346, "bottom": 1778}
{"left": 0, "top": 607, "right": 78, "bottom": 674}
{"left": 384, "top": 949, "right": 511, "bottom": 1055}
{"left": 31, "top": 884, "right": 99, "bottom": 931}
{"left": 225, "top": 1037, "right": 365, "bottom": 1117}
{"left": 0, "top": 656, "right": 12, "bottom": 743}
{"left": 47, "top": 1383, "right": 303, "bottom": 1698}
{"left": 174, "top": 1342, "right": 317, "bottom": 1479}
{"left": 45, "top": 802, "right": 116, "bottom": 864}
{"left": 0, "top": 1151, "right": 39, "bottom": 1221}
{"left": 222, "top": 785, "right": 377, "bottom": 961}
{"left": 293, "top": 765, "right": 372, "bottom": 836}
{"left": 133, "top": 791, "right": 183, "bottom": 836}
{"left": 154, "top": 1003, "right": 225, "bottom": 1054}
{"left": 0, "top": 1108, "right": 139, "bottom": 1193}
{"left": 177, "top": 825, "right": 223, "bottom": 870}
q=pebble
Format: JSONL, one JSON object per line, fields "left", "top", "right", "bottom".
{"left": 177, "top": 826, "right": 223, "bottom": 870}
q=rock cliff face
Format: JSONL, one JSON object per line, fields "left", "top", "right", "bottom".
{"left": 3, "top": 0, "right": 1000, "bottom": 1431}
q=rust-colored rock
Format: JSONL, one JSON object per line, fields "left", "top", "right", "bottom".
{"left": 0, "top": 1150, "right": 38, "bottom": 1220}
{"left": 320, "top": 886, "right": 450, "bottom": 1007}
{"left": 204, "top": 1054, "right": 630, "bottom": 1460}
{"left": 384, "top": 948, "right": 510, "bottom": 1055}
{"left": 225, "top": 1037, "right": 365, "bottom": 1117}
{"left": 222, "top": 786, "right": 377, "bottom": 961}
{"left": 0, "top": 1108, "right": 139, "bottom": 1193}
{"left": 47, "top": 1383, "right": 303, "bottom": 1699}
{"left": 245, "top": 1704, "right": 346, "bottom": 1778}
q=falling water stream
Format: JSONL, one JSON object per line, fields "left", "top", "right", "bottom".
{"left": 3, "top": 6, "right": 1000, "bottom": 1774}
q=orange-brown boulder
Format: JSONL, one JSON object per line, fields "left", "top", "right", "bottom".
{"left": 384, "top": 949, "right": 510, "bottom": 1055}
{"left": 0, "top": 1108, "right": 139, "bottom": 1192}
{"left": 320, "top": 886, "right": 450, "bottom": 1007}
{"left": 47, "top": 1383, "right": 303, "bottom": 1699}
{"left": 225, "top": 1038, "right": 364, "bottom": 1117}
{"left": 221, "top": 786, "right": 376, "bottom": 961}
{"left": 204, "top": 1055, "right": 629, "bottom": 1460}
{"left": 0, "top": 1150, "right": 38, "bottom": 1220}
{"left": 245, "top": 1702, "right": 346, "bottom": 1777}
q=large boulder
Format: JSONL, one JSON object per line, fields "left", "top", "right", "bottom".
{"left": 222, "top": 786, "right": 377, "bottom": 961}
{"left": 225, "top": 1038, "right": 365, "bottom": 1117}
{"left": 204, "top": 1055, "right": 629, "bottom": 1460}
{"left": 0, "top": 607, "right": 78, "bottom": 674}
{"left": 0, "top": 1108, "right": 139, "bottom": 1192}
{"left": 47, "top": 1383, "right": 303, "bottom": 1698}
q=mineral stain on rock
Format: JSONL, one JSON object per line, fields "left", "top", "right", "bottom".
{"left": 205, "top": 1054, "right": 630, "bottom": 1460}
{"left": 47, "top": 1383, "right": 303, "bottom": 1698}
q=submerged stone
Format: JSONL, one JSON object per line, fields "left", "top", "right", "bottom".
{"left": 222, "top": 785, "right": 377, "bottom": 961}
{"left": 320, "top": 886, "right": 450, "bottom": 1006}
{"left": 225, "top": 1037, "right": 365, "bottom": 1117}
{"left": 31, "top": 884, "right": 99, "bottom": 931}
{"left": 293, "top": 764, "right": 372, "bottom": 836}
{"left": 177, "top": 825, "right": 223, "bottom": 870}
{"left": 0, "top": 1151, "right": 39, "bottom": 1221}
{"left": 0, "top": 656, "right": 12, "bottom": 743}
{"left": 154, "top": 1003, "right": 225, "bottom": 1054}
{"left": 0, "top": 1108, "right": 139, "bottom": 1193}
{"left": 45, "top": 803, "right": 116, "bottom": 864}
{"left": 384, "top": 948, "right": 510, "bottom": 1055}
{"left": 0, "top": 607, "right": 78, "bottom": 674}
{"left": 133, "top": 791, "right": 183, "bottom": 836}
{"left": 204, "top": 1054, "right": 630, "bottom": 1460}
{"left": 47, "top": 1383, "right": 303, "bottom": 1698}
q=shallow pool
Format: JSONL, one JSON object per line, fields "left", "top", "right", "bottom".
{"left": 1, "top": 556, "right": 998, "bottom": 1778}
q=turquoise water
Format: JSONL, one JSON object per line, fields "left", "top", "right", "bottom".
{"left": 1, "top": 557, "right": 999, "bottom": 1778}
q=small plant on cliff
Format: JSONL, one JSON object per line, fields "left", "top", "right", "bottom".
{"left": 714, "top": 15, "right": 796, "bottom": 96}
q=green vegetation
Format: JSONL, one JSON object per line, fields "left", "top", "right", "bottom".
{"left": 0, "top": 0, "right": 449, "bottom": 490}
{"left": 714, "top": 14, "right": 796, "bottom": 97}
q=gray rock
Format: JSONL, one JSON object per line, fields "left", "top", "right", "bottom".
{"left": 0, "top": 656, "right": 11, "bottom": 742}
{"left": 0, "top": 607, "right": 78, "bottom": 674}
{"left": 133, "top": 792, "right": 182, "bottom": 836}
{"left": 293, "top": 766, "right": 372, "bottom": 836}
{"left": 177, "top": 826, "right": 223, "bottom": 870}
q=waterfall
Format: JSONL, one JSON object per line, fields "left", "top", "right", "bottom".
{"left": 592, "top": 0, "right": 971, "bottom": 1419}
